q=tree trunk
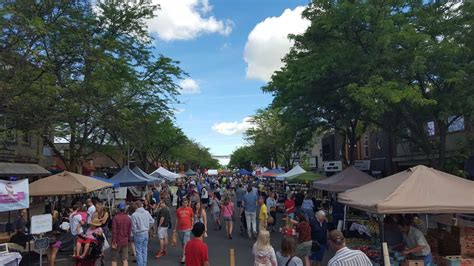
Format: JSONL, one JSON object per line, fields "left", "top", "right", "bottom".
{"left": 437, "top": 119, "right": 447, "bottom": 170}
{"left": 387, "top": 130, "right": 396, "bottom": 175}
{"left": 348, "top": 120, "right": 358, "bottom": 166}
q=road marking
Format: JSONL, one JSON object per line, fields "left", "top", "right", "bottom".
{"left": 230, "top": 248, "right": 235, "bottom": 266}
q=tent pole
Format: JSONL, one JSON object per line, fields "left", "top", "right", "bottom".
{"left": 378, "top": 214, "right": 386, "bottom": 266}
{"left": 343, "top": 205, "right": 347, "bottom": 231}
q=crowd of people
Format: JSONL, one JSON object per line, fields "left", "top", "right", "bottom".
{"left": 8, "top": 172, "right": 432, "bottom": 266}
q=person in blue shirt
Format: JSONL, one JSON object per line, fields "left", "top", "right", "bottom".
{"left": 152, "top": 187, "right": 160, "bottom": 205}
{"left": 242, "top": 187, "right": 258, "bottom": 239}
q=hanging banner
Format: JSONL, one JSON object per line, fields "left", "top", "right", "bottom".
{"left": 0, "top": 179, "right": 29, "bottom": 212}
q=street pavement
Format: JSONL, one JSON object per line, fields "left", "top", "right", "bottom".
{"left": 48, "top": 204, "right": 285, "bottom": 266}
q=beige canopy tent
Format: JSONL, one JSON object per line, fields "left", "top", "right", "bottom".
{"left": 30, "top": 171, "right": 113, "bottom": 196}
{"left": 313, "top": 166, "right": 376, "bottom": 192}
{"left": 338, "top": 165, "right": 474, "bottom": 214}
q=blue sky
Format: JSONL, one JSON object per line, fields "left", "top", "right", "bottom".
{"left": 149, "top": 0, "right": 310, "bottom": 155}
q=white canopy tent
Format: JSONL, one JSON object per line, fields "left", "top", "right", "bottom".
{"left": 207, "top": 169, "right": 218, "bottom": 176}
{"left": 276, "top": 165, "right": 306, "bottom": 181}
{"left": 150, "top": 167, "right": 180, "bottom": 181}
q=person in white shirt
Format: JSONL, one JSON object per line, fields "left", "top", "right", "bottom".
{"left": 327, "top": 230, "right": 372, "bottom": 266}
{"left": 86, "top": 198, "right": 96, "bottom": 224}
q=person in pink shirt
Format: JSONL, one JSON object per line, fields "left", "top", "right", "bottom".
{"left": 221, "top": 195, "right": 235, "bottom": 239}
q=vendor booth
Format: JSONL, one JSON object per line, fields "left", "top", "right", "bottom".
{"left": 150, "top": 167, "right": 180, "bottom": 181}
{"left": 184, "top": 169, "right": 197, "bottom": 177}
{"left": 29, "top": 171, "right": 113, "bottom": 196}
{"left": 276, "top": 165, "right": 306, "bottom": 181}
{"left": 313, "top": 166, "right": 375, "bottom": 192}
{"left": 337, "top": 165, "right": 474, "bottom": 266}
{"left": 132, "top": 166, "right": 163, "bottom": 184}
{"left": 237, "top": 169, "right": 252, "bottom": 176}
{"left": 110, "top": 166, "right": 150, "bottom": 187}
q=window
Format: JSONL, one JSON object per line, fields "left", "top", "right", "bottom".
{"left": 448, "top": 116, "right": 465, "bottom": 133}
{"left": 364, "top": 135, "right": 370, "bottom": 158}
{"left": 5, "top": 129, "right": 16, "bottom": 142}
{"left": 426, "top": 121, "right": 435, "bottom": 136}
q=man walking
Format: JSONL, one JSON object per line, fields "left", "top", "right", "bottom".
{"left": 236, "top": 184, "right": 245, "bottom": 208}
{"left": 174, "top": 198, "right": 194, "bottom": 264}
{"left": 111, "top": 203, "right": 132, "bottom": 266}
{"left": 327, "top": 230, "right": 372, "bottom": 266}
{"left": 155, "top": 200, "right": 171, "bottom": 259}
{"left": 242, "top": 187, "right": 258, "bottom": 238}
{"left": 131, "top": 201, "right": 155, "bottom": 266}
{"left": 185, "top": 222, "right": 210, "bottom": 266}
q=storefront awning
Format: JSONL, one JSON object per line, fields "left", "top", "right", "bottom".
{"left": 0, "top": 162, "right": 51, "bottom": 177}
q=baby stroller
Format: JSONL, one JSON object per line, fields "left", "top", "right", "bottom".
{"left": 74, "top": 234, "right": 105, "bottom": 266}
{"left": 239, "top": 209, "right": 247, "bottom": 236}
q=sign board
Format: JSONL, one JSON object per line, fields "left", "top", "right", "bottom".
{"left": 0, "top": 179, "right": 29, "bottom": 212}
{"left": 354, "top": 160, "right": 371, "bottom": 171}
{"left": 34, "top": 238, "right": 50, "bottom": 250}
{"left": 323, "top": 161, "right": 342, "bottom": 172}
{"left": 30, "top": 214, "right": 52, "bottom": 234}
{"left": 0, "top": 243, "right": 8, "bottom": 254}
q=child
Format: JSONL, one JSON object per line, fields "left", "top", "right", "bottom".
{"left": 280, "top": 215, "right": 295, "bottom": 237}
{"left": 252, "top": 230, "right": 277, "bottom": 266}
{"left": 74, "top": 218, "right": 103, "bottom": 259}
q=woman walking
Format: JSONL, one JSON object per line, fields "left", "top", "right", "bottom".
{"left": 276, "top": 236, "right": 304, "bottom": 266}
{"left": 193, "top": 201, "right": 208, "bottom": 237}
{"left": 210, "top": 192, "right": 222, "bottom": 230}
{"left": 253, "top": 230, "right": 277, "bottom": 266}
{"left": 221, "top": 195, "right": 235, "bottom": 239}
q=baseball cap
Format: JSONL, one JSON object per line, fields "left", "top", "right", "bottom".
{"left": 117, "top": 202, "right": 126, "bottom": 210}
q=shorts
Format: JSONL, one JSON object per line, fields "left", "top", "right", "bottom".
{"left": 296, "top": 240, "right": 312, "bottom": 258}
{"left": 201, "top": 198, "right": 209, "bottom": 205}
{"left": 223, "top": 216, "right": 233, "bottom": 222}
{"left": 111, "top": 245, "right": 129, "bottom": 262}
{"left": 178, "top": 230, "right": 191, "bottom": 245}
{"left": 78, "top": 238, "right": 96, "bottom": 244}
{"left": 212, "top": 211, "right": 220, "bottom": 221}
{"left": 237, "top": 201, "right": 242, "bottom": 208}
{"left": 158, "top": 227, "right": 168, "bottom": 239}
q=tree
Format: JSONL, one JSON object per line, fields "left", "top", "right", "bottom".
{"left": 246, "top": 108, "right": 313, "bottom": 169}
{"left": 264, "top": 0, "right": 473, "bottom": 170}
{"left": 229, "top": 146, "right": 255, "bottom": 170}
{"left": 1, "top": 1, "right": 184, "bottom": 171}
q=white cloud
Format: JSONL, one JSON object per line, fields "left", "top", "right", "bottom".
{"left": 212, "top": 117, "right": 256, "bottom": 136}
{"left": 244, "top": 6, "right": 310, "bottom": 82}
{"left": 148, "top": 0, "right": 233, "bottom": 41}
{"left": 179, "top": 78, "right": 201, "bottom": 94}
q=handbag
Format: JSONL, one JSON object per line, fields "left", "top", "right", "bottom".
{"left": 267, "top": 216, "right": 274, "bottom": 225}
{"left": 102, "top": 234, "right": 110, "bottom": 251}
{"left": 311, "top": 240, "right": 321, "bottom": 252}
{"left": 286, "top": 256, "right": 295, "bottom": 266}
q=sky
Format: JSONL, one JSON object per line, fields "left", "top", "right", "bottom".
{"left": 148, "top": 0, "right": 310, "bottom": 156}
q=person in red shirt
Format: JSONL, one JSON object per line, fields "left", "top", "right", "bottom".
{"left": 111, "top": 203, "right": 132, "bottom": 266}
{"left": 185, "top": 222, "right": 209, "bottom": 266}
{"left": 284, "top": 194, "right": 296, "bottom": 220}
{"left": 174, "top": 198, "right": 194, "bottom": 264}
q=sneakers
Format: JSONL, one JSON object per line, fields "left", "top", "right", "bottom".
{"left": 155, "top": 250, "right": 167, "bottom": 259}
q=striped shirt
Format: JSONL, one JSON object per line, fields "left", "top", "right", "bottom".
{"left": 328, "top": 247, "right": 373, "bottom": 266}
